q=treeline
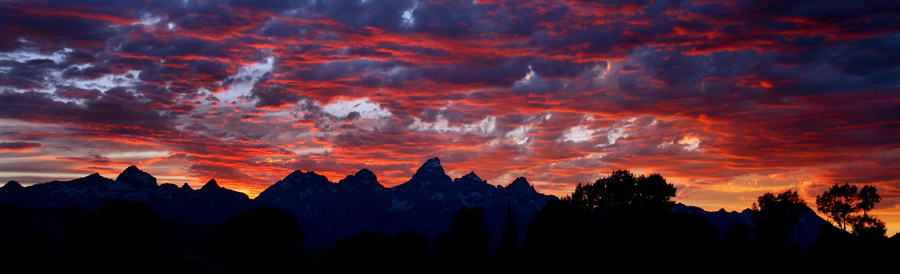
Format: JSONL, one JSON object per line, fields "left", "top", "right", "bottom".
{"left": 1, "top": 170, "right": 899, "bottom": 271}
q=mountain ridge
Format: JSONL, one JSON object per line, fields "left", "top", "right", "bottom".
{"left": 672, "top": 202, "right": 826, "bottom": 248}
{"left": 0, "top": 157, "right": 557, "bottom": 249}
{"left": 0, "top": 158, "right": 830, "bottom": 250}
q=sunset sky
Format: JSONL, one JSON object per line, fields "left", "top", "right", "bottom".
{"left": 1, "top": 0, "right": 899, "bottom": 233}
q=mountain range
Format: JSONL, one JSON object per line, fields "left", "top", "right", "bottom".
{"left": 672, "top": 203, "right": 826, "bottom": 248}
{"left": 0, "top": 157, "right": 830, "bottom": 249}
{"left": 0, "top": 157, "right": 557, "bottom": 248}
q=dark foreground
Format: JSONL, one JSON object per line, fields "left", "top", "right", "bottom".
{"left": 1, "top": 200, "right": 898, "bottom": 272}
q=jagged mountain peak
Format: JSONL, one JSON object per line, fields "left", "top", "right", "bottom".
{"left": 2, "top": 181, "right": 23, "bottom": 190}
{"left": 201, "top": 179, "right": 220, "bottom": 190}
{"left": 85, "top": 173, "right": 104, "bottom": 179}
{"left": 289, "top": 170, "right": 331, "bottom": 186}
{"left": 415, "top": 157, "right": 444, "bottom": 174}
{"left": 508, "top": 177, "right": 532, "bottom": 189}
{"left": 198, "top": 178, "right": 250, "bottom": 201}
{"left": 463, "top": 171, "right": 481, "bottom": 181}
{"left": 158, "top": 183, "right": 178, "bottom": 192}
{"left": 454, "top": 171, "right": 485, "bottom": 184}
{"left": 355, "top": 168, "right": 376, "bottom": 180}
{"left": 338, "top": 169, "right": 383, "bottom": 189}
{"left": 284, "top": 169, "right": 329, "bottom": 182}
{"left": 181, "top": 183, "right": 193, "bottom": 190}
{"left": 402, "top": 158, "right": 452, "bottom": 190}
{"left": 115, "top": 165, "right": 157, "bottom": 188}
{"left": 258, "top": 170, "right": 333, "bottom": 199}
{"left": 286, "top": 169, "right": 306, "bottom": 178}
{"left": 68, "top": 172, "right": 112, "bottom": 184}
{"left": 424, "top": 157, "right": 441, "bottom": 167}
{"left": 511, "top": 176, "right": 528, "bottom": 184}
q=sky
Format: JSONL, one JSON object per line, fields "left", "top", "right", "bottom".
{"left": 1, "top": 0, "right": 899, "bottom": 234}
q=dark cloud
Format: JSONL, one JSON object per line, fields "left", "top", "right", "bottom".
{"left": 307, "top": 0, "right": 417, "bottom": 30}
{"left": 511, "top": 72, "right": 577, "bottom": 95}
{"left": 0, "top": 58, "right": 64, "bottom": 90}
{"left": 56, "top": 154, "right": 115, "bottom": 165}
{"left": 249, "top": 73, "right": 305, "bottom": 108}
{"left": 0, "top": 141, "right": 42, "bottom": 151}
{"left": 189, "top": 162, "right": 252, "bottom": 181}
{"left": 258, "top": 18, "right": 308, "bottom": 38}
{"left": 54, "top": 86, "right": 103, "bottom": 100}
{"left": 0, "top": 89, "right": 176, "bottom": 136}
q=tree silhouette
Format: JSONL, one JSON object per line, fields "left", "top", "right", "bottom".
{"left": 525, "top": 170, "right": 721, "bottom": 269}
{"left": 568, "top": 170, "right": 676, "bottom": 213}
{"left": 751, "top": 189, "right": 806, "bottom": 245}
{"left": 816, "top": 183, "right": 859, "bottom": 231}
{"left": 816, "top": 183, "right": 886, "bottom": 238}
{"left": 433, "top": 206, "right": 490, "bottom": 262}
{"left": 855, "top": 185, "right": 885, "bottom": 239}
{"left": 851, "top": 215, "right": 887, "bottom": 239}
{"left": 857, "top": 185, "right": 880, "bottom": 216}
{"left": 811, "top": 214, "right": 894, "bottom": 271}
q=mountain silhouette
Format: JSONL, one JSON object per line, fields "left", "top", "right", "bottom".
{"left": 672, "top": 203, "right": 826, "bottom": 248}
{"left": 0, "top": 157, "right": 557, "bottom": 249}
{"left": 0, "top": 159, "right": 837, "bottom": 250}
{"left": 256, "top": 157, "right": 558, "bottom": 248}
